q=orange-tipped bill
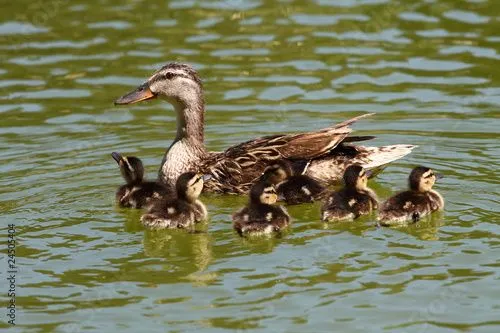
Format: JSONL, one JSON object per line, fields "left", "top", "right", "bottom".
{"left": 114, "top": 83, "right": 156, "bottom": 105}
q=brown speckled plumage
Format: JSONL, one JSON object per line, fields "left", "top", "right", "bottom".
{"left": 233, "top": 182, "right": 290, "bottom": 237}
{"left": 378, "top": 166, "right": 444, "bottom": 226}
{"left": 321, "top": 165, "right": 378, "bottom": 222}
{"left": 141, "top": 172, "right": 208, "bottom": 230}
{"left": 114, "top": 62, "right": 417, "bottom": 194}
{"left": 111, "top": 152, "right": 170, "bottom": 208}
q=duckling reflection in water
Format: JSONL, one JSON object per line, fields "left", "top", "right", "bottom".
{"left": 141, "top": 172, "right": 209, "bottom": 229}
{"left": 111, "top": 152, "right": 169, "bottom": 208}
{"left": 321, "top": 165, "right": 378, "bottom": 222}
{"left": 378, "top": 166, "right": 444, "bottom": 226}
{"left": 260, "top": 160, "right": 327, "bottom": 205}
{"left": 233, "top": 182, "right": 290, "bottom": 237}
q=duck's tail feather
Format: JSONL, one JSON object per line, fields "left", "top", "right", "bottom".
{"left": 354, "top": 144, "right": 418, "bottom": 170}
{"left": 306, "top": 144, "right": 417, "bottom": 185}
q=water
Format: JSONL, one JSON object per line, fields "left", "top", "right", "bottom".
{"left": 1, "top": 0, "right": 499, "bottom": 332}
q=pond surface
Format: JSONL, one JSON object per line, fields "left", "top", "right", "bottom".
{"left": 1, "top": 0, "right": 499, "bottom": 332}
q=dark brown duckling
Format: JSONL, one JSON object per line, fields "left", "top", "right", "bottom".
{"left": 233, "top": 181, "right": 290, "bottom": 237}
{"left": 111, "top": 152, "right": 170, "bottom": 208}
{"left": 141, "top": 172, "right": 208, "bottom": 229}
{"left": 260, "top": 160, "right": 326, "bottom": 205}
{"left": 321, "top": 165, "right": 378, "bottom": 222}
{"left": 378, "top": 166, "right": 444, "bottom": 226}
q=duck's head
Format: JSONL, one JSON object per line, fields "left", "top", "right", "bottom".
{"left": 260, "top": 160, "right": 293, "bottom": 185}
{"left": 176, "top": 172, "right": 209, "bottom": 202}
{"left": 409, "top": 166, "right": 443, "bottom": 192}
{"left": 111, "top": 152, "right": 144, "bottom": 184}
{"left": 114, "top": 63, "right": 203, "bottom": 108}
{"left": 250, "top": 182, "right": 278, "bottom": 205}
{"left": 344, "top": 164, "right": 372, "bottom": 191}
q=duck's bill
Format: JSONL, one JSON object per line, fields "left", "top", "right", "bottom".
{"left": 435, "top": 173, "right": 444, "bottom": 180}
{"left": 365, "top": 170, "right": 373, "bottom": 178}
{"left": 114, "top": 83, "right": 156, "bottom": 105}
{"left": 202, "top": 174, "right": 212, "bottom": 182}
{"left": 111, "top": 152, "right": 123, "bottom": 163}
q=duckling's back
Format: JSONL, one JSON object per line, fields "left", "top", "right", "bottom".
{"left": 378, "top": 190, "right": 443, "bottom": 225}
{"left": 233, "top": 204, "right": 289, "bottom": 236}
{"left": 141, "top": 198, "right": 206, "bottom": 229}
{"left": 321, "top": 188, "right": 377, "bottom": 222}
{"left": 116, "top": 181, "right": 170, "bottom": 208}
{"left": 277, "top": 175, "right": 326, "bottom": 205}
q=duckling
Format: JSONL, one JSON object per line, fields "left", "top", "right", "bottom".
{"left": 111, "top": 152, "right": 170, "bottom": 208}
{"left": 260, "top": 160, "right": 327, "bottom": 205}
{"left": 141, "top": 172, "right": 208, "bottom": 229}
{"left": 233, "top": 182, "right": 290, "bottom": 237}
{"left": 378, "top": 166, "right": 444, "bottom": 226}
{"left": 321, "top": 165, "right": 378, "bottom": 222}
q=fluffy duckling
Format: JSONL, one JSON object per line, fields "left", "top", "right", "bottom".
{"left": 141, "top": 172, "right": 209, "bottom": 229}
{"left": 111, "top": 152, "right": 169, "bottom": 208}
{"left": 321, "top": 165, "right": 378, "bottom": 222}
{"left": 378, "top": 166, "right": 444, "bottom": 226}
{"left": 260, "top": 160, "right": 326, "bottom": 205}
{"left": 233, "top": 182, "right": 290, "bottom": 237}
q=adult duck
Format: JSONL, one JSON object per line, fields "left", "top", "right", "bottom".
{"left": 115, "top": 62, "right": 416, "bottom": 194}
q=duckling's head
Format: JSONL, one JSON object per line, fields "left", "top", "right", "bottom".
{"left": 250, "top": 182, "right": 278, "bottom": 205}
{"left": 260, "top": 160, "right": 293, "bottom": 185}
{"left": 114, "top": 63, "right": 203, "bottom": 107}
{"left": 111, "top": 152, "right": 144, "bottom": 184}
{"left": 409, "top": 166, "right": 443, "bottom": 192}
{"left": 176, "top": 172, "right": 206, "bottom": 202}
{"left": 344, "top": 164, "right": 372, "bottom": 190}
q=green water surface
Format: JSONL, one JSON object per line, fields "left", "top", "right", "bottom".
{"left": 1, "top": 0, "right": 499, "bottom": 332}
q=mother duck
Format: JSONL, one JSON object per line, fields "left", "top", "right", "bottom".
{"left": 115, "top": 62, "right": 415, "bottom": 194}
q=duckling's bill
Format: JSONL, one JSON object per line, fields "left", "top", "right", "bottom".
{"left": 111, "top": 152, "right": 122, "bottom": 163}
{"left": 114, "top": 83, "right": 156, "bottom": 105}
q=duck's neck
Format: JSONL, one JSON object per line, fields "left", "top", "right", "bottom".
{"left": 172, "top": 97, "right": 205, "bottom": 144}
{"left": 159, "top": 97, "right": 207, "bottom": 187}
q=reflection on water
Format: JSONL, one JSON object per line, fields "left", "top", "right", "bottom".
{"left": 1, "top": 0, "right": 500, "bottom": 332}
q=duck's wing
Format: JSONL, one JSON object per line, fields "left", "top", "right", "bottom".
{"left": 225, "top": 113, "right": 374, "bottom": 160}
{"left": 202, "top": 114, "right": 374, "bottom": 193}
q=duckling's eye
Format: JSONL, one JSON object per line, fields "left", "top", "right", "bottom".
{"left": 164, "top": 72, "right": 175, "bottom": 80}
{"left": 425, "top": 173, "right": 434, "bottom": 178}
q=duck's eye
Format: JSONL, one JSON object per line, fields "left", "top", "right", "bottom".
{"left": 425, "top": 173, "right": 434, "bottom": 178}
{"left": 164, "top": 72, "right": 175, "bottom": 80}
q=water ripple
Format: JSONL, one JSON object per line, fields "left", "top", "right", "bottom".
{"left": 1, "top": 1, "right": 499, "bottom": 332}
